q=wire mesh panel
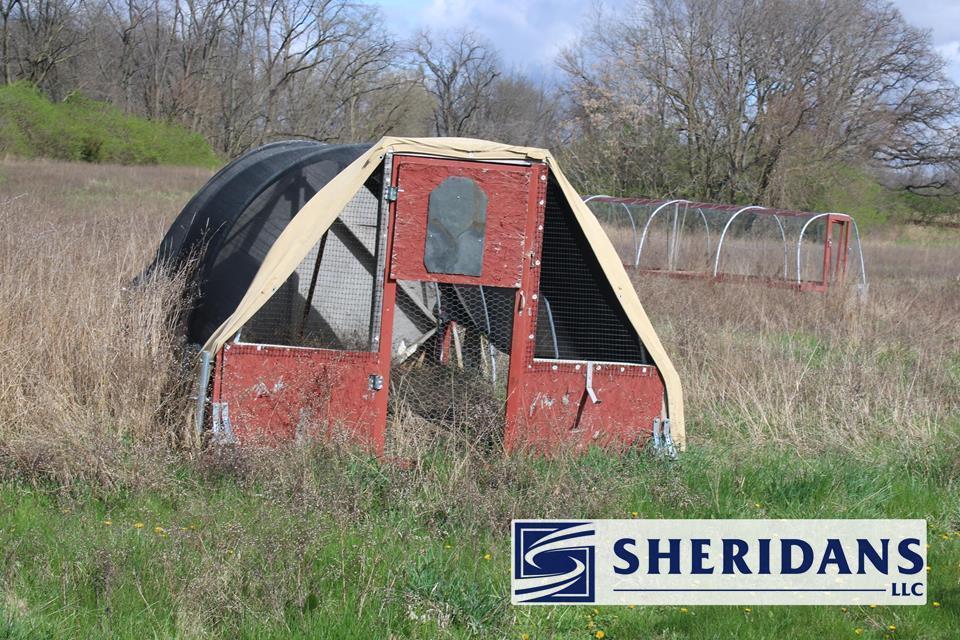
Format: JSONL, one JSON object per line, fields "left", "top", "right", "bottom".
{"left": 585, "top": 196, "right": 866, "bottom": 291}
{"left": 536, "top": 181, "right": 651, "bottom": 365}
{"left": 240, "top": 175, "right": 382, "bottom": 349}
{"left": 388, "top": 282, "right": 515, "bottom": 451}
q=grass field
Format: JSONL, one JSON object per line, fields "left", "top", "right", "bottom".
{"left": 0, "top": 158, "right": 958, "bottom": 639}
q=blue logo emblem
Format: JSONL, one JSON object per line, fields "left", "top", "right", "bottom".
{"left": 513, "top": 521, "right": 595, "bottom": 603}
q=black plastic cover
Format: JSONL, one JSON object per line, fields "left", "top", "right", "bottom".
{"left": 144, "top": 141, "right": 373, "bottom": 343}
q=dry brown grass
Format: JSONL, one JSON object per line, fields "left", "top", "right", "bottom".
{"left": 634, "top": 235, "right": 960, "bottom": 454}
{"left": 0, "top": 157, "right": 957, "bottom": 490}
{"left": 0, "top": 158, "right": 210, "bottom": 487}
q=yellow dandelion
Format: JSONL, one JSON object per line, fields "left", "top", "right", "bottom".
{"left": 932, "top": 601, "right": 941, "bottom": 607}
{"left": 153, "top": 526, "right": 165, "bottom": 535}
{"left": 133, "top": 522, "right": 144, "bottom": 529}
{"left": 226, "top": 549, "right": 234, "bottom": 555}
{"left": 926, "top": 566, "right": 931, "bottom": 572}
{"left": 869, "top": 604, "right": 877, "bottom": 609}
{"left": 103, "top": 520, "right": 112, "bottom": 526}
{"left": 840, "top": 607, "right": 848, "bottom": 613}
{"left": 888, "top": 625, "right": 896, "bottom": 631}
{"left": 627, "top": 604, "right": 636, "bottom": 609}
{"left": 595, "top": 631, "right": 605, "bottom": 639}
{"left": 521, "top": 634, "right": 529, "bottom": 640}
{"left": 854, "top": 629, "right": 863, "bottom": 636}
{"left": 754, "top": 503, "right": 762, "bottom": 508}
{"left": 483, "top": 553, "right": 492, "bottom": 560}
{"left": 680, "top": 607, "right": 688, "bottom": 613}
{"left": 631, "top": 511, "right": 638, "bottom": 518}
{"left": 743, "top": 607, "right": 752, "bottom": 613}
{"left": 444, "top": 544, "right": 452, "bottom": 549}
{"left": 942, "top": 534, "right": 950, "bottom": 540}
{"left": 592, "top": 608, "right": 599, "bottom": 615}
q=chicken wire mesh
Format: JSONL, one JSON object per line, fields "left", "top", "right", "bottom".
{"left": 585, "top": 197, "right": 867, "bottom": 288}
{"left": 387, "top": 282, "right": 515, "bottom": 451}
{"left": 536, "top": 181, "right": 651, "bottom": 365}
{"left": 240, "top": 175, "right": 383, "bottom": 349}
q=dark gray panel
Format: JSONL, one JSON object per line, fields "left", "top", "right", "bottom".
{"left": 425, "top": 177, "right": 487, "bottom": 276}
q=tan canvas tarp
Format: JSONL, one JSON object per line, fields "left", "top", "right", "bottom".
{"left": 200, "top": 136, "right": 685, "bottom": 448}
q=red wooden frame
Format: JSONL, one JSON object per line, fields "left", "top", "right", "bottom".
{"left": 210, "top": 155, "right": 668, "bottom": 454}
{"left": 390, "top": 156, "right": 532, "bottom": 288}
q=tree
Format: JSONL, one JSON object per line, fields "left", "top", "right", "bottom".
{"left": 411, "top": 28, "right": 500, "bottom": 137}
{"left": 560, "top": 0, "right": 960, "bottom": 206}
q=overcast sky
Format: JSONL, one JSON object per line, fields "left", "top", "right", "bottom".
{"left": 377, "top": 0, "right": 960, "bottom": 84}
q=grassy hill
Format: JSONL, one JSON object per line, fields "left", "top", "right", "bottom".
{"left": 0, "top": 83, "right": 219, "bottom": 167}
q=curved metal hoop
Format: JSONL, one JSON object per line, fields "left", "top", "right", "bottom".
{"left": 796, "top": 213, "right": 868, "bottom": 288}
{"left": 636, "top": 199, "right": 691, "bottom": 267}
{"left": 848, "top": 219, "right": 868, "bottom": 288}
{"left": 712, "top": 206, "right": 765, "bottom": 276}
{"left": 796, "top": 213, "right": 835, "bottom": 285}
{"left": 695, "top": 208, "right": 711, "bottom": 264}
{"left": 770, "top": 214, "right": 788, "bottom": 278}
{"left": 584, "top": 195, "right": 639, "bottom": 261}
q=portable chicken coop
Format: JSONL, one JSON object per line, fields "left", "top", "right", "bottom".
{"left": 584, "top": 196, "right": 867, "bottom": 294}
{"left": 149, "top": 138, "right": 684, "bottom": 454}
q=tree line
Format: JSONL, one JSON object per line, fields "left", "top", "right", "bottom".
{"left": 1, "top": 0, "right": 958, "bottom": 210}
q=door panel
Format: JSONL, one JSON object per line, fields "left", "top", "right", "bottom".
{"left": 507, "top": 362, "right": 664, "bottom": 451}
{"left": 214, "top": 345, "right": 386, "bottom": 447}
{"left": 211, "top": 162, "right": 395, "bottom": 452}
{"left": 390, "top": 156, "right": 533, "bottom": 287}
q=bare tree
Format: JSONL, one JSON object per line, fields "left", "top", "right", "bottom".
{"left": 411, "top": 28, "right": 500, "bottom": 137}
{"left": 474, "top": 73, "right": 560, "bottom": 147}
{"left": 561, "top": 0, "right": 960, "bottom": 204}
{"left": 6, "top": 0, "right": 85, "bottom": 95}
{"left": 0, "top": 0, "right": 20, "bottom": 84}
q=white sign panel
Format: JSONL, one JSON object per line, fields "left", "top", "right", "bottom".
{"left": 512, "top": 519, "right": 926, "bottom": 605}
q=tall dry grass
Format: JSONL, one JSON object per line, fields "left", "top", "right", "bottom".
{"left": 634, "top": 237, "right": 960, "bottom": 454}
{"left": 0, "top": 157, "right": 957, "bottom": 490}
{"left": 0, "top": 158, "right": 210, "bottom": 487}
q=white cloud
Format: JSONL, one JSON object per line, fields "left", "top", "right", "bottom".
{"left": 382, "top": 0, "right": 960, "bottom": 83}
{"left": 381, "top": 0, "right": 605, "bottom": 75}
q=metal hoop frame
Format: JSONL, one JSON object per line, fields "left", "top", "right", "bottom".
{"left": 583, "top": 196, "right": 868, "bottom": 291}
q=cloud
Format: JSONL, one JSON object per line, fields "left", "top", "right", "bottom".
{"left": 380, "top": 0, "right": 606, "bottom": 75}
{"left": 381, "top": 0, "right": 960, "bottom": 84}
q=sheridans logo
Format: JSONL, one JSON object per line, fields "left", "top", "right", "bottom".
{"left": 512, "top": 521, "right": 596, "bottom": 603}
{"left": 512, "top": 519, "right": 926, "bottom": 606}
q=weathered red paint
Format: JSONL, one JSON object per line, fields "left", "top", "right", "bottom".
{"left": 502, "top": 163, "right": 667, "bottom": 453}
{"left": 211, "top": 155, "right": 669, "bottom": 455}
{"left": 507, "top": 362, "right": 664, "bottom": 451}
{"left": 390, "top": 156, "right": 531, "bottom": 287}
{"left": 213, "top": 345, "right": 386, "bottom": 447}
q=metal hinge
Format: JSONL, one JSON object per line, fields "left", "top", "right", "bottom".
{"left": 651, "top": 417, "right": 678, "bottom": 460}
{"left": 211, "top": 402, "right": 237, "bottom": 444}
{"left": 385, "top": 185, "right": 399, "bottom": 202}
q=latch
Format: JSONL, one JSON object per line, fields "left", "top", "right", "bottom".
{"left": 385, "top": 186, "right": 399, "bottom": 202}
{"left": 585, "top": 362, "right": 600, "bottom": 404}
{"left": 369, "top": 374, "right": 384, "bottom": 391}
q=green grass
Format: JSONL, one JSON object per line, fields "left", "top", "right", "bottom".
{"left": 1, "top": 443, "right": 957, "bottom": 639}
{"left": 0, "top": 83, "right": 219, "bottom": 167}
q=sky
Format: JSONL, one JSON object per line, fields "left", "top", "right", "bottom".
{"left": 376, "top": 0, "right": 960, "bottom": 84}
